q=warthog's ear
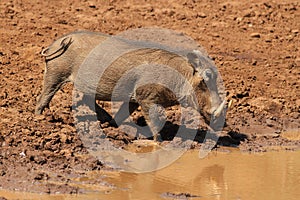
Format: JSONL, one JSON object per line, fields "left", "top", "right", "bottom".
{"left": 187, "top": 50, "right": 201, "bottom": 74}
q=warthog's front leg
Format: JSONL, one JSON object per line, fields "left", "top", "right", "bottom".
{"left": 139, "top": 101, "right": 166, "bottom": 142}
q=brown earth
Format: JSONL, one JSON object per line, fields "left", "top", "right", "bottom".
{"left": 0, "top": 0, "right": 299, "bottom": 194}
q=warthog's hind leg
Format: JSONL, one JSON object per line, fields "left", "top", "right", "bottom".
{"left": 109, "top": 102, "right": 139, "bottom": 127}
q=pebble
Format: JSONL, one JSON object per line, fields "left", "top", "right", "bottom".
{"left": 89, "top": 4, "right": 96, "bottom": 9}
{"left": 236, "top": 17, "right": 243, "bottom": 22}
{"left": 19, "top": 151, "right": 26, "bottom": 157}
{"left": 211, "top": 33, "right": 220, "bottom": 37}
{"left": 296, "top": 99, "right": 300, "bottom": 107}
{"left": 265, "top": 37, "right": 272, "bottom": 43}
{"left": 286, "top": 35, "right": 294, "bottom": 40}
{"left": 250, "top": 32, "right": 261, "bottom": 38}
{"left": 266, "top": 119, "right": 274, "bottom": 127}
{"left": 34, "top": 115, "right": 45, "bottom": 121}
{"left": 197, "top": 12, "right": 207, "bottom": 18}
{"left": 177, "top": 14, "right": 186, "bottom": 20}
{"left": 243, "top": 12, "right": 253, "bottom": 18}
{"left": 295, "top": 57, "right": 300, "bottom": 66}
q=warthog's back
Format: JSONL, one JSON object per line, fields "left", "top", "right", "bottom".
{"left": 79, "top": 48, "right": 196, "bottom": 103}
{"left": 43, "top": 31, "right": 109, "bottom": 56}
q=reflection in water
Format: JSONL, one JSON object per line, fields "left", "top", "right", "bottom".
{"left": 0, "top": 149, "right": 299, "bottom": 200}
{"left": 194, "top": 165, "right": 225, "bottom": 198}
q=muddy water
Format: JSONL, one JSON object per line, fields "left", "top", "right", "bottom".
{"left": 0, "top": 149, "right": 299, "bottom": 200}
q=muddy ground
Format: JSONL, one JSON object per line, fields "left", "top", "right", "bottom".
{"left": 0, "top": 0, "right": 299, "bottom": 195}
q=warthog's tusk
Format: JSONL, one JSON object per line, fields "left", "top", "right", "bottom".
{"left": 227, "top": 99, "right": 233, "bottom": 110}
{"left": 213, "top": 100, "right": 226, "bottom": 118}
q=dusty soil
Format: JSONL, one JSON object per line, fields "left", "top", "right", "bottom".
{"left": 0, "top": 0, "right": 299, "bottom": 194}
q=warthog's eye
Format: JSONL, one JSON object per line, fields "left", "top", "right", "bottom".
{"left": 202, "top": 69, "right": 214, "bottom": 82}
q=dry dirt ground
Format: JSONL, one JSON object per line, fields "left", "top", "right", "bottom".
{"left": 0, "top": 0, "right": 299, "bottom": 194}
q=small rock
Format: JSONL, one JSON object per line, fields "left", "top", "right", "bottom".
{"left": 34, "top": 172, "right": 49, "bottom": 180}
{"left": 265, "top": 38, "right": 272, "bottom": 43}
{"left": 243, "top": 11, "right": 255, "bottom": 18}
{"left": 19, "top": 151, "right": 26, "bottom": 157}
{"left": 295, "top": 99, "right": 300, "bottom": 107}
{"left": 295, "top": 57, "right": 300, "bottom": 66}
{"left": 197, "top": 12, "right": 207, "bottom": 18}
{"left": 101, "top": 122, "right": 110, "bottom": 128}
{"left": 286, "top": 35, "right": 294, "bottom": 40}
{"left": 177, "top": 14, "right": 186, "bottom": 20}
{"left": 250, "top": 33, "right": 261, "bottom": 38}
{"left": 161, "top": 192, "right": 200, "bottom": 199}
{"left": 58, "top": 19, "right": 68, "bottom": 24}
{"left": 89, "top": 4, "right": 96, "bottom": 9}
{"left": 266, "top": 119, "right": 274, "bottom": 127}
{"left": 34, "top": 115, "right": 45, "bottom": 121}
{"left": 236, "top": 17, "right": 243, "bottom": 22}
{"left": 60, "top": 134, "right": 68, "bottom": 143}
{"left": 0, "top": 170, "right": 6, "bottom": 176}
{"left": 291, "top": 29, "right": 299, "bottom": 34}
{"left": 263, "top": 2, "right": 272, "bottom": 8}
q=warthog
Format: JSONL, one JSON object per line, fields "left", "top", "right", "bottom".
{"left": 36, "top": 31, "right": 226, "bottom": 140}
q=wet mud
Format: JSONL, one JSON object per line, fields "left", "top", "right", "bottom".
{"left": 1, "top": 149, "right": 300, "bottom": 199}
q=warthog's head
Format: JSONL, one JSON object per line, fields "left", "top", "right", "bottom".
{"left": 187, "top": 50, "right": 226, "bottom": 128}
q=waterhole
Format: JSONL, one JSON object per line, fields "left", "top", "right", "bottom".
{"left": 0, "top": 148, "right": 299, "bottom": 200}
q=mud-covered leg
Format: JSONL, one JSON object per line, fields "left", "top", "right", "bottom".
{"left": 139, "top": 101, "right": 165, "bottom": 142}
{"left": 110, "top": 102, "right": 139, "bottom": 127}
{"left": 79, "top": 95, "right": 113, "bottom": 123}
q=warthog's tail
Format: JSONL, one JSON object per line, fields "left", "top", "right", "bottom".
{"left": 41, "top": 36, "right": 73, "bottom": 61}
